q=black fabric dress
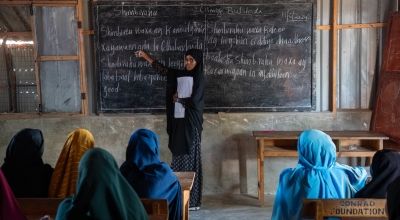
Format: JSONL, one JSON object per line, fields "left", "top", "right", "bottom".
{"left": 387, "top": 176, "right": 400, "bottom": 220}
{"left": 152, "top": 49, "right": 204, "bottom": 207}
{"left": 355, "top": 149, "right": 400, "bottom": 198}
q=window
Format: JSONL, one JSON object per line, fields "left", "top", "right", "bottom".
{"left": 0, "top": 4, "right": 85, "bottom": 114}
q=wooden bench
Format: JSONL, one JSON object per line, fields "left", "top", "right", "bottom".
{"left": 16, "top": 198, "right": 168, "bottom": 220}
{"left": 253, "top": 131, "right": 389, "bottom": 206}
{"left": 175, "top": 171, "right": 196, "bottom": 220}
{"left": 141, "top": 198, "right": 169, "bottom": 220}
{"left": 302, "top": 199, "right": 387, "bottom": 220}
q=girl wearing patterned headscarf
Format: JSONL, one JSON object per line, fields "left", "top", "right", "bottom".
{"left": 135, "top": 49, "right": 204, "bottom": 209}
{"left": 48, "top": 128, "right": 95, "bottom": 198}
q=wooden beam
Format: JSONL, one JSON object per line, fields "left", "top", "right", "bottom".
{"left": 37, "top": 55, "right": 78, "bottom": 61}
{"left": 0, "top": 112, "right": 83, "bottom": 119}
{"left": 0, "top": 1, "right": 31, "bottom": 5}
{"left": 0, "top": 1, "right": 76, "bottom": 5}
{"left": 31, "top": 10, "right": 42, "bottom": 112}
{"left": 330, "top": 0, "right": 338, "bottom": 113}
{"left": 316, "top": 22, "right": 386, "bottom": 30}
{"left": 316, "top": 25, "right": 331, "bottom": 30}
{"left": 32, "top": 3, "right": 76, "bottom": 7}
{"left": 77, "top": 0, "right": 88, "bottom": 115}
{"left": 81, "top": 30, "right": 94, "bottom": 35}
{"left": 0, "top": 32, "right": 32, "bottom": 38}
{"left": 338, "top": 23, "right": 386, "bottom": 29}
{"left": 3, "top": 39, "right": 17, "bottom": 112}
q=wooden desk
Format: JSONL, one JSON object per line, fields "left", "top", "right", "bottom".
{"left": 303, "top": 198, "right": 387, "bottom": 220}
{"left": 252, "top": 131, "right": 389, "bottom": 206}
{"left": 175, "top": 172, "right": 195, "bottom": 220}
{"left": 16, "top": 198, "right": 168, "bottom": 220}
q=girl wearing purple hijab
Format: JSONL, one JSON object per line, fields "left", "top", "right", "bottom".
{"left": 136, "top": 49, "right": 204, "bottom": 209}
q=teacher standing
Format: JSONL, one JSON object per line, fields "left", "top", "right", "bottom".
{"left": 135, "top": 49, "right": 204, "bottom": 210}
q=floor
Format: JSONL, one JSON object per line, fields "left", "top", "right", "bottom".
{"left": 189, "top": 194, "right": 274, "bottom": 220}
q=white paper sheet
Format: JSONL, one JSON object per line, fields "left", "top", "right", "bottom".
{"left": 174, "top": 76, "right": 193, "bottom": 118}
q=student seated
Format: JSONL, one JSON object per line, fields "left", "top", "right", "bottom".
{"left": 48, "top": 128, "right": 95, "bottom": 198}
{"left": 272, "top": 129, "right": 367, "bottom": 220}
{"left": 55, "top": 148, "right": 147, "bottom": 220}
{"left": 120, "top": 128, "right": 182, "bottom": 220}
{"left": 1, "top": 128, "right": 53, "bottom": 197}
{"left": 355, "top": 149, "right": 400, "bottom": 198}
{"left": 0, "top": 170, "right": 26, "bottom": 220}
{"left": 388, "top": 175, "right": 400, "bottom": 220}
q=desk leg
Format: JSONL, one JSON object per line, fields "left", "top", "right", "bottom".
{"left": 257, "top": 141, "right": 265, "bottom": 207}
{"left": 366, "top": 157, "right": 373, "bottom": 166}
{"left": 183, "top": 189, "right": 190, "bottom": 220}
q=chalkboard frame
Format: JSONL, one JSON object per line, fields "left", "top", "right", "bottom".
{"left": 93, "top": 0, "right": 317, "bottom": 113}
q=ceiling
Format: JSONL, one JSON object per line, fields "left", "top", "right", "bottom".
{"left": 0, "top": 6, "right": 31, "bottom": 33}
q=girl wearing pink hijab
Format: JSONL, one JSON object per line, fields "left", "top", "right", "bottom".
{"left": 0, "top": 169, "right": 26, "bottom": 220}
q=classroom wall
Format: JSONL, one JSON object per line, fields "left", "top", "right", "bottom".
{"left": 0, "top": 0, "right": 396, "bottom": 196}
{"left": 0, "top": 111, "right": 371, "bottom": 195}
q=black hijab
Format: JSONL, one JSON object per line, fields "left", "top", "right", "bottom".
{"left": 166, "top": 49, "right": 204, "bottom": 155}
{"left": 183, "top": 49, "right": 205, "bottom": 131}
{"left": 388, "top": 175, "right": 400, "bottom": 220}
{"left": 1, "top": 128, "right": 53, "bottom": 197}
{"left": 355, "top": 149, "right": 400, "bottom": 198}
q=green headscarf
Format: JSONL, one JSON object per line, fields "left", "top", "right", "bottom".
{"left": 55, "top": 148, "right": 148, "bottom": 220}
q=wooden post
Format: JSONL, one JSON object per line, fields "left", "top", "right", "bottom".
{"left": 77, "top": 0, "right": 88, "bottom": 115}
{"left": 257, "top": 139, "right": 265, "bottom": 207}
{"left": 3, "top": 38, "right": 17, "bottom": 112}
{"left": 330, "top": 0, "right": 338, "bottom": 113}
{"left": 31, "top": 6, "right": 42, "bottom": 113}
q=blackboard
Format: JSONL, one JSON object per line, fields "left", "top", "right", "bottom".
{"left": 94, "top": 1, "right": 315, "bottom": 112}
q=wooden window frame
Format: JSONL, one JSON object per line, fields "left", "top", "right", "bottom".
{"left": 0, "top": 0, "right": 89, "bottom": 118}
{"left": 315, "top": 0, "right": 389, "bottom": 113}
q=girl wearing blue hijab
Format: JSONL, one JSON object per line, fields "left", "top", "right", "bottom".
{"left": 120, "top": 129, "right": 182, "bottom": 220}
{"left": 135, "top": 49, "right": 204, "bottom": 209}
{"left": 272, "top": 129, "right": 367, "bottom": 220}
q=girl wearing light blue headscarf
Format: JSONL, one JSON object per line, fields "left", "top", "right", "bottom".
{"left": 272, "top": 129, "right": 367, "bottom": 220}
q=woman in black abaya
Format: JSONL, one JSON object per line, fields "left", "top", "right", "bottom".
{"left": 135, "top": 49, "right": 204, "bottom": 209}
{"left": 355, "top": 149, "right": 400, "bottom": 198}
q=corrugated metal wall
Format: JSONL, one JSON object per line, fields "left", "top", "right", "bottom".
{"left": 0, "top": 44, "right": 38, "bottom": 113}
{"left": 34, "top": 6, "right": 81, "bottom": 112}
{"left": 315, "top": 0, "right": 396, "bottom": 111}
{"left": 9, "top": 45, "right": 38, "bottom": 112}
